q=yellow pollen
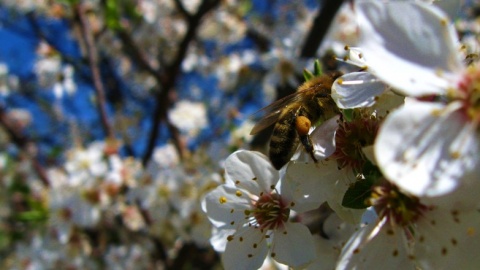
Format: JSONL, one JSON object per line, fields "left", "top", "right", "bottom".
{"left": 440, "top": 18, "right": 448, "bottom": 26}
{"left": 431, "top": 109, "right": 443, "bottom": 117}
{"left": 435, "top": 68, "right": 444, "bottom": 77}
{"left": 248, "top": 254, "right": 253, "bottom": 258}
{"left": 244, "top": 209, "right": 251, "bottom": 216}
{"left": 467, "top": 227, "right": 476, "bottom": 236}
{"left": 450, "top": 151, "right": 461, "bottom": 159}
{"left": 337, "top": 78, "right": 344, "bottom": 85}
{"left": 344, "top": 45, "right": 350, "bottom": 51}
{"left": 227, "top": 235, "right": 234, "bottom": 241}
{"left": 219, "top": 196, "right": 227, "bottom": 204}
{"left": 235, "top": 180, "right": 240, "bottom": 185}
{"left": 236, "top": 190, "right": 243, "bottom": 197}
{"left": 252, "top": 177, "right": 257, "bottom": 181}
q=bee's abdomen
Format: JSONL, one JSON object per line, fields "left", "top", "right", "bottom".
{"left": 269, "top": 115, "right": 299, "bottom": 170}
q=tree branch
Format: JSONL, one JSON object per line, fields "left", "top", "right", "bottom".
{"left": 74, "top": 3, "right": 114, "bottom": 139}
{"left": 141, "top": 0, "right": 221, "bottom": 166}
{"left": 300, "top": 0, "right": 346, "bottom": 58}
{"left": 173, "top": 0, "right": 191, "bottom": 19}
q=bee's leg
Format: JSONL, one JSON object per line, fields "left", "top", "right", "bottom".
{"left": 295, "top": 115, "right": 318, "bottom": 163}
{"left": 299, "top": 134, "right": 318, "bottom": 163}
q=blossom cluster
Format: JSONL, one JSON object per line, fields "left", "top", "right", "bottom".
{"left": 0, "top": 139, "right": 226, "bottom": 268}
{"left": 202, "top": 1, "right": 480, "bottom": 269}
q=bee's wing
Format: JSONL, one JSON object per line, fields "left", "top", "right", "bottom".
{"left": 250, "top": 91, "right": 308, "bottom": 135}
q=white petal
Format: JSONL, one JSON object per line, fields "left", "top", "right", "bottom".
{"left": 223, "top": 226, "right": 268, "bottom": 270}
{"left": 271, "top": 222, "right": 316, "bottom": 268}
{"left": 369, "top": 90, "right": 405, "bottom": 117}
{"left": 283, "top": 162, "right": 336, "bottom": 213}
{"left": 204, "top": 185, "right": 252, "bottom": 229}
{"left": 414, "top": 206, "right": 480, "bottom": 270}
{"left": 209, "top": 227, "right": 235, "bottom": 252}
{"left": 342, "top": 47, "right": 368, "bottom": 68}
{"left": 375, "top": 101, "right": 480, "bottom": 197}
{"left": 289, "top": 115, "right": 338, "bottom": 162}
{"left": 433, "top": 0, "right": 462, "bottom": 21}
{"left": 312, "top": 115, "right": 340, "bottom": 160}
{"left": 355, "top": 1, "right": 463, "bottom": 96}
{"left": 307, "top": 214, "right": 357, "bottom": 270}
{"left": 225, "top": 150, "right": 279, "bottom": 194}
{"left": 337, "top": 221, "right": 416, "bottom": 270}
{"left": 326, "top": 168, "right": 365, "bottom": 224}
{"left": 332, "top": 72, "right": 387, "bottom": 109}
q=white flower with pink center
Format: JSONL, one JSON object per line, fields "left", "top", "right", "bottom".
{"left": 331, "top": 1, "right": 480, "bottom": 199}
{"left": 203, "top": 150, "right": 322, "bottom": 269}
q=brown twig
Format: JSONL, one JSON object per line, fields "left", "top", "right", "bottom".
{"left": 300, "top": 0, "right": 346, "bottom": 58}
{"left": 173, "top": 0, "right": 191, "bottom": 18}
{"left": 103, "top": 1, "right": 220, "bottom": 166}
{"left": 74, "top": 4, "right": 114, "bottom": 139}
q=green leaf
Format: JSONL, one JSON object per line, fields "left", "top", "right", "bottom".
{"left": 105, "top": 0, "right": 121, "bottom": 30}
{"left": 313, "top": 59, "right": 323, "bottom": 76}
{"left": 14, "top": 210, "right": 48, "bottom": 222}
{"left": 342, "top": 109, "right": 354, "bottom": 122}
{"left": 342, "top": 177, "right": 374, "bottom": 209}
{"left": 303, "top": 69, "right": 314, "bottom": 82}
{"left": 0, "top": 230, "right": 10, "bottom": 251}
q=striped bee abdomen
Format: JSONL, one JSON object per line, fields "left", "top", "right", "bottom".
{"left": 268, "top": 110, "right": 300, "bottom": 170}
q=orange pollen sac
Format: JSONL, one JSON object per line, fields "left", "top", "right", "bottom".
{"left": 253, "top": 193, "right": 290, "bottom": 231}
{"left": 295, "top": 116, "right": 311, "bottom": 136}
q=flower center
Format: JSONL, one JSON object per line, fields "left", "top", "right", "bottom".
{"left": 369, "top": 181, "right": 428, "bottom": 226}
{"left": 456, "top": 65, "right": 480, "bottom": 125}
{"left": 251, "top": 193, "right": 290, "bottom": 231}
{"left": 331, "top": 112, "right": 380, "bottom": 171}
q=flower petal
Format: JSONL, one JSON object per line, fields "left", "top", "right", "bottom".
{"left": 312, "top": 115, "right": 340, "bottom": 160}
{"left": 293, "top": 116, "right": 339, "bottom": 162}
{"left": 414, "top": 206, "right": 480, "bottom": 270}
{"left": 225, "top": 150, "right": 279, "bottom": 194}
{"left": 271, "top": 222, "right": 316, "bottom": 268}
{"left": 223, "top": 226, "right": 268, "bottom": 270}
{"left": 375, "top": 101, "right": 480, "bottom": 197}
{"left": 209, "top": 227, "right": 235, "bottom": 252}
{"left": 355, "top": 1, "right": 462, "bottom": 96}
{"left": 332, "top": 72, "right": 387, "bottom": 109}
{"left": 336, "top": 221, "right": 416, "bottom": 270}
{"left": 203, "top": 185, "right": 252, "bottom": 229}
{"left": 282, "top": 162, "right": 336, "bottom": 213}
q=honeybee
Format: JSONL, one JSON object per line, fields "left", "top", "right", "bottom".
{"left": 250, "top": 71, "right": 342, "bottom": 170}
